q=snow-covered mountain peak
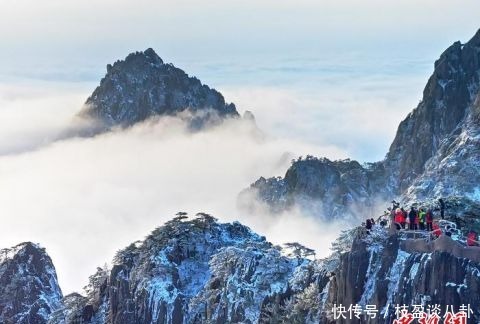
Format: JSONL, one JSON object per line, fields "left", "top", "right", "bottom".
{"left": 47, "top": 213, "right": 320, "bottom": 323}
{"left": 79, "top": 49, "right": 239, "bottom": 130}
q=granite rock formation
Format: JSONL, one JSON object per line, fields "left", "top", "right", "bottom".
{"left": 0, "top": 242, "right": 62, "bottom": 324}
{"left": 79, "top": 48, "right": 239, "bottom": 131}
{"left": 47, "top": 215, "right": 308, "bottom": 324}
{"left": 3, "top": 218, "right": 479, "bottom": 323}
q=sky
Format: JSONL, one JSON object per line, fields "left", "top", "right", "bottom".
{"left": 0, "top": 0, "right": 479, "bottom": 293}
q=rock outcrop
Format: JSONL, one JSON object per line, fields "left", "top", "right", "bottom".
{"left": 241, "top": 29, "right": 480, "bottom": 226}
{"left": 49, "top": 214, "right": 309, "bottom": 324}
{"left": 321, "top": 227, "right": 480, "bottom": 323}
{"left": 0, "top": 242, "right": 62, "bottom": 324}
{"left": 2, "top": 218, "right": 480, "bottom": 323}
{"left": 79, "top": 48, "right": 239, "bottom": 130}
{"left": 385, "top": 30, "right": 480, "bottom": 195}
{"left": 238, "top": 157, "right": 388, "bottom": 221}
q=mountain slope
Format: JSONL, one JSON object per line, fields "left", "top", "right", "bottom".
{"left": 49, "top": 214, "right": 310, "bottom": 324}
{"left": 0, "top": 242, "right": 62, "bottom": 324}
{"left": 241, "top": 29, "right": 480, "bottom": 225}
{"left": 321, "top": 226, "right": 480, "bottom": 323}
{"left": 385, "top": 29, "right": 480, "bottom": 194}
{"left": 79, "top": 48, "right": 239, "bottom": 130}
{"left": 238, "top": 157, "right": 388, "bottom": 221}
{"left": 2, "top": 217, "right": 480, "bottom": 323}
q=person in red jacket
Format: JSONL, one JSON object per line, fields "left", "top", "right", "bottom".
{"left": 467, "top": 231, "right": 478, "bottom": 246}
{"left": 432, "top": 223, "right": 442, "bottom": 238}
{"left": 401, "top": 208, "right": 407, "bottom": 229}
{"left": 426, "top": 209, "right": 434, "bottom": 231}
{"left": 394, "top": 208, "right": 404, "bottom": 230}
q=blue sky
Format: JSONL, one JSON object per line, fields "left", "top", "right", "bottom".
{"left": 1, "top": 1, "right": 480, "bottom": 161}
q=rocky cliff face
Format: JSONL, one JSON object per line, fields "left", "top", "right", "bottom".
{"left": 241, "top": 29, "right": 480, "bottom": 224}
{"left": 79, "top": 48, "right": 239, "bottom": 130}
{"left": 0, "top": 242, "right": 62, "bottom": 324}
{"left": 48, "top": 214, "right": 312, "bottom": 324}
{"left": 2, "top": 218, "right": 479, "bottom": 323}
{"left": 321, "top": 226, "right": 480, "bottom": 323}
{"left": 238, "top": 157, "right": 388, "bottom": 221}
{"left": 386, "top": 29, "right": 480, "bottom": 195}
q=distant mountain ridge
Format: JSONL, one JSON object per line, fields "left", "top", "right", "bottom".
{"left": 238, "top": 157, "right": 387, "bottom": 221}
{"left": 241, "top": 29, "right": 480, "bottom": 228}
{"left": 79, "top": 48, "right": 239, "bottom": 130}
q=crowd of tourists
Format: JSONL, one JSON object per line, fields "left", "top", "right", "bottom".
{"left": 363, "top": 199, "right": 479, "bottom": 247}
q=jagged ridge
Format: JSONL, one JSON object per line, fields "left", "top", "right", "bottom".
{"left": 238, "top": 157, "right": 388, "bottom": 221}
{"left": 48, "top": 214, "right": 315, "bottom": 324}
{"left": 3, "top": 217, "right": 480, "bottom": 323}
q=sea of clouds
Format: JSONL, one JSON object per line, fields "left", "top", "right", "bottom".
{"left": 0, "top": 82, "right": 353, "bottom": 293}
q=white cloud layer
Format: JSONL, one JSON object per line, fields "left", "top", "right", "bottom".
{"left": 0, "top": 86, "right": 349, "bottom": 293}
{"left": 0, "top": 83, "right": 90, "bottom": 155}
